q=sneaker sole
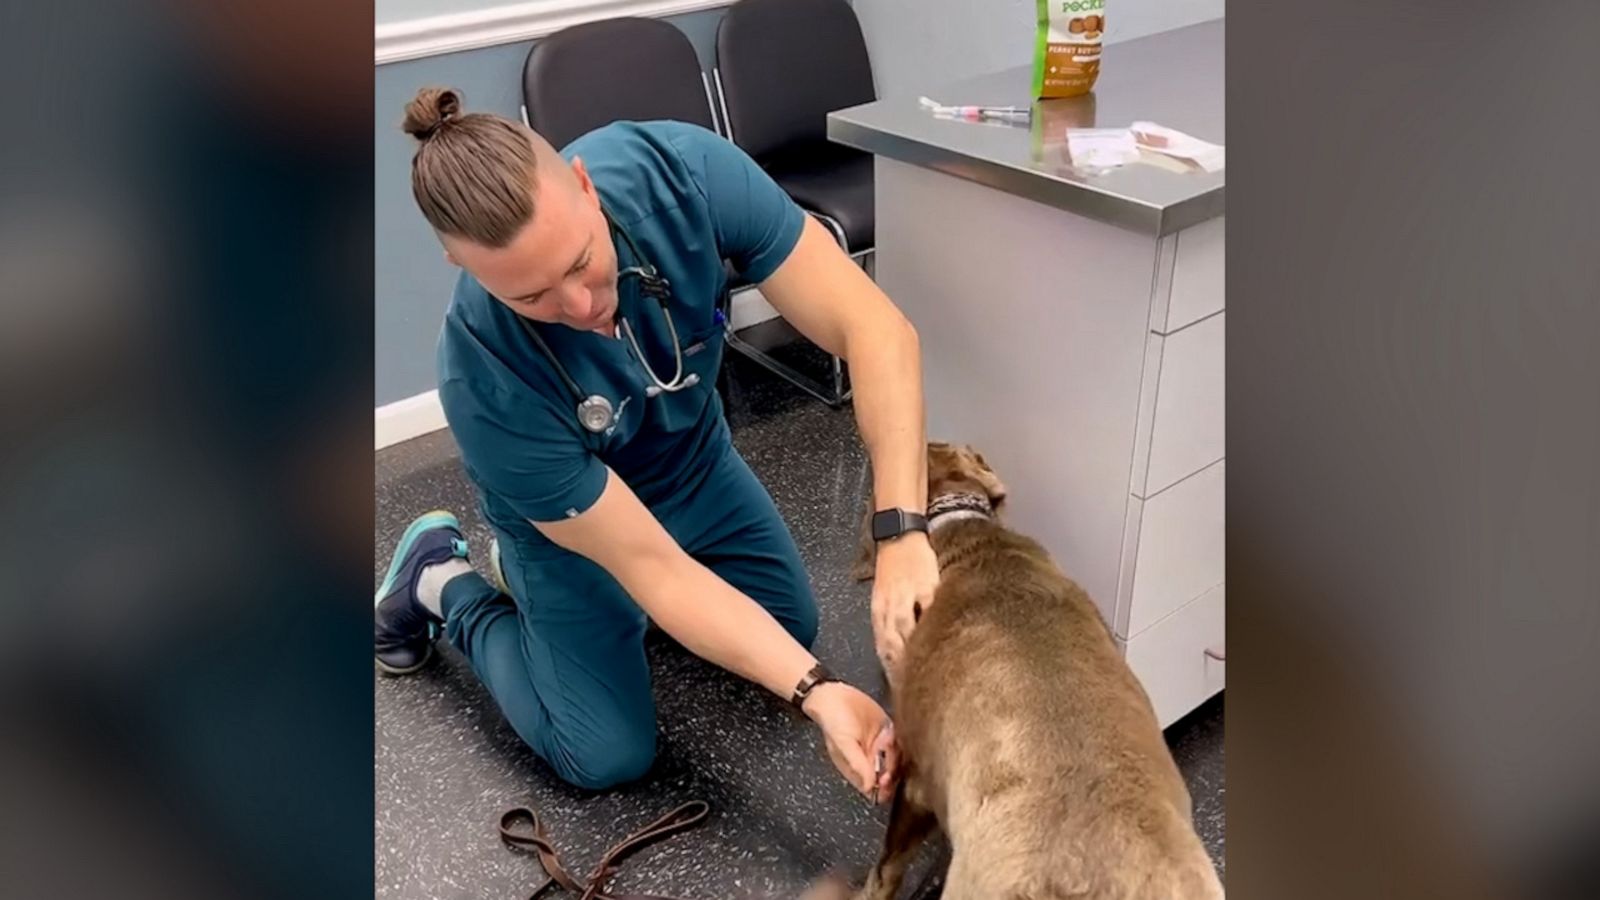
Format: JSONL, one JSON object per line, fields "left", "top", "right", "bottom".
{"left": 375, "top": 643, "right": 435, "bottom": 677}
{"left": 374, "top": 509, "right": 462, "bottom": 607}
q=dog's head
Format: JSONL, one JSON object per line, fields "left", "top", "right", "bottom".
{"left": 852, "top": 442, "right": 1008, "bottom": 581}
{"left": 928, "top": 442, "right": 1008, "bottom": 510}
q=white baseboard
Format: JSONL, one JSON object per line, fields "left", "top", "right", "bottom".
{"left": 375, "top": 389, "right": 448, "bottom": 450}
{"left": 376, "top": 0, "right": 734, "bottom": 65}
{"left": 375, "top": 296, "right": 775, "bottom": 451}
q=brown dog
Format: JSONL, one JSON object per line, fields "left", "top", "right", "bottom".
{"left": 845, "top": 443, "right": 1223, "bottom": 900}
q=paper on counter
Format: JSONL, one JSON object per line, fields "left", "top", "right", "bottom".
{"left": 1134, "top": 150, "right": 1197, "bottom": 174}
{"left": 1130, "top": 121, "right": 1225, "bottom": 172}
{"left": 1065, "top": 128, "right": 1140, "bottom": 170}
{"left": 1061, "top": 122, "right": 1226, "bottom": 174}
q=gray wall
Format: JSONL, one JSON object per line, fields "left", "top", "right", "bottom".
{"left": 856, "top": 0, "right": 1224, "bottom": 99}
{"left": 377, "top": 0, "right": 533, "bottom": 26}
{"left": 374, "top": 10, "right": 725, "bottom": 405}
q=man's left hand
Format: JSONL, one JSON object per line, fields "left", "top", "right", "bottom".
{"left": 870, "top": 532, "right": 940, "bottom": 680}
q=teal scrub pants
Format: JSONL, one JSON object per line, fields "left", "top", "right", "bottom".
{"left": 439, "top": 440, "right": 818, "bottom": 790}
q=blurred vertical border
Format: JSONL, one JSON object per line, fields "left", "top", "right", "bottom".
{"left": 1, "top": 2, "right": 374, "bottom": 898}
{"left": 1228, "top": 1, "right": 1600, "bottom": 898}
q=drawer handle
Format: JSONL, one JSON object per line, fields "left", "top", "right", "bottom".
{"left": 1203, "top": 645, "right": 1226, "bottom": 662}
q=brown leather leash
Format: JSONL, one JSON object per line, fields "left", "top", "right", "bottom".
{"left": 498, "top": 800, "right": 710, "bottom": 900}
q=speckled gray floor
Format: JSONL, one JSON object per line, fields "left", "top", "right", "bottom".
{"left": 376, "top": 344, "right": 1224, "bottom": 899}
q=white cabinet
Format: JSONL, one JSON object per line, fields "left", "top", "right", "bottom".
{"left": 876, "top": 159, "right": 1226, "bottom": 727}
{"left": 1152, "top": 217, "right": 1225, "bottom": 334}
{"left": 1123, "top": 583, "right": 1226, "bottom": 728}
{"left": 1132, "top": 312, "right": 1226, "bottom": 499}
{"left": 1120, "top": 231, "right": 1227, "bottom": 721}
{"left": 1119, "top": 459, "right": 1225, "bottom": 638}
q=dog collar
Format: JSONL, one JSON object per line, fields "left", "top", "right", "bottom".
{"left": 928, "top": 492, "right": 994, "bottom": 532}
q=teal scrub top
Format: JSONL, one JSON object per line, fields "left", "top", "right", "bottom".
{"left": 436, "top": 121, "right": 806, "bottom": 540}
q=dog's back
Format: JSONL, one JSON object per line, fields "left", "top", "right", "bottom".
{"left": 899, "top": 521, "right": 1222, "bottom": 900}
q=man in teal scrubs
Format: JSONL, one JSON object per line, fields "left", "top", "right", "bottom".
{"left": 375, "top": 88, "right": 936, "bottom": 796}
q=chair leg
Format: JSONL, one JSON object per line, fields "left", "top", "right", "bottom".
{"left": 712, "top": 68, "right": 735, "bottom": 143}
{"left": 723, "top": 319, "right": 851, "bottom": 407}
{"left": 719, "top": 211, "right": 859, "bottom": 407}
{"left": 723, "top": 325, "right": 852, "bottom": 407}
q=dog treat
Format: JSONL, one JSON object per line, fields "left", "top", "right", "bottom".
{"left": 1034, "top": 0, "right": 1105, "bottom": 98}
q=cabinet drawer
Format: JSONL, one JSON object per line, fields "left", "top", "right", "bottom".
{"left": 1152, "top": 216, "right": 1224, "bottom": 334}
{"left": 1132, "top": 312, "right": 1225, "bottom": 498}
{"left": 1119, "top": 459, "right": 1224, "bottom": 637}
{"left": 1123, "top": 583, "right": 1225, "bottom": 729}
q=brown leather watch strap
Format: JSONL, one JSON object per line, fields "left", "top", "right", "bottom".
{"left": 499, "top": 800, "right": 709, "bottom": 900}
{"left": 789, "top": 662, "right": 838, "bottom": 711}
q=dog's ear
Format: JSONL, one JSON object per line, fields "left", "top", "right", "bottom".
{"left": 967, "top": 448, "right": 1009, "bottom": 508}
{"left": 850, "top": 501, "right": 877, "bottom": 581}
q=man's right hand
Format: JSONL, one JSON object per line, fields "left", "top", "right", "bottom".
{"left": 534, "top": 469, "right": 849, "bottom": 726}
{"left": 534, "top": 468, "right": 903, "bottom": 799}
{"left": 802, "top": 681, "right": 898, "bottom": 802}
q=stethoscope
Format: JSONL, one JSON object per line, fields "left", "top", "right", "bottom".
{"left": 517, "top": 216, "right": 701, "bottom": 434}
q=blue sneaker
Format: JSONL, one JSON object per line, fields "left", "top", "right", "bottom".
{"left": 374, "top": 510, "right": 468, "bottom": 675}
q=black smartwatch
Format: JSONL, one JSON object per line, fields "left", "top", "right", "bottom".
{"left": 791, "top": 663, "right": 841, "bottom": 711}
{"left": 871, "top": 508, "right": 929, "bottom": 542}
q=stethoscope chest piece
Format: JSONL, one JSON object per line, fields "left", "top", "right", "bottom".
{"left": 577, "top": 394, "right": 615, "bottom": 434}
{"left": 519, "top": 210, "right": 707, "bottom": 434}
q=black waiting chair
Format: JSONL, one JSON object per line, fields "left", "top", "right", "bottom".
{"left": 521, "top": 17, "right": 716, "bottom": 149}
{"left": 713, "top": 0, "right": 878, "bottom": 406}
{"left": 521, "top": 15, "right": 851, "bottom": 408}
{"left": 715, "top": 0, "right": 877, "bottom": 258}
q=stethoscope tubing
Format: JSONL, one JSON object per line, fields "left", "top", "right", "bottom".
{"left": 515, "top": 212, "right": 699, "bottom": 433}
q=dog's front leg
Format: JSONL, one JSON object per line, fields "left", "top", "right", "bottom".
{"left": 858, "top": 782, "right": 937, "bottom": 900}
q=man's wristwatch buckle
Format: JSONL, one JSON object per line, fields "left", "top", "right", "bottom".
{"left": 790, "top": 663, "right": 838, "bottom": 710}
